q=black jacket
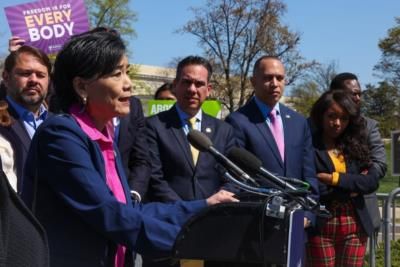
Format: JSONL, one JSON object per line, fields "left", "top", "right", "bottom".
{"left": 312, "top": 135, "right": 380, "bottom": 236}
{"left": 0, "top": 166, "right": 49, "bottom": 267}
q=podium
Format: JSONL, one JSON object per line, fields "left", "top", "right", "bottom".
{"left": 172, "top": 201, "right": 304, "bottom": 266}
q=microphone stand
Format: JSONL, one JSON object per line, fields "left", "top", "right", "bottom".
{"left": 216, "top": 165, "right": 280, "bottom": 196}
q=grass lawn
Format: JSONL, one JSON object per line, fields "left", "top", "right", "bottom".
{"left": 378, "top": 143, "right": 399, "bottom": 193}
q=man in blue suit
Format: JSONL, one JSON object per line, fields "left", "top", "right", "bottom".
{"left": 146, "top": 55, "right": 236, "bottom": 202}
{"left": 225, "top": 56, "right": 319, "bottom": 226}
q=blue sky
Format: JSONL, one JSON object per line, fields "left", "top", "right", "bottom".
{"left": 1, "top": 0, "right": 399, "bottom": 90}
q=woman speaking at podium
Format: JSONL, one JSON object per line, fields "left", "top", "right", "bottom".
{"left": 21, "top": 28, "right": 237, "bottom": 267}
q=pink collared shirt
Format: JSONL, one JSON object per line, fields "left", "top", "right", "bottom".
{"left": 70, "top": 105, "right": 126, "bottom": 267}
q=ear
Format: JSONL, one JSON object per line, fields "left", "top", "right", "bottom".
{"left": 206, "top": 83, "right": 212, "bottom": 97}
{"left": 250, "top": 76, "right": 256, "bottom": 88}
{"left": 72, "top": 76, "right": 88, "bottom": 100}
{"left": 2, "top": 71, "right": 9, "bottom": 86}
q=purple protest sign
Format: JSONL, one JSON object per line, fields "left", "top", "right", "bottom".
{"left": 4, "top": 0, "right": 90, "bottom": 54}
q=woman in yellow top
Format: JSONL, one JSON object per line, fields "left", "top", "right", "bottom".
{"left": 306, "top": 90, "right": 380, "bottom": 267}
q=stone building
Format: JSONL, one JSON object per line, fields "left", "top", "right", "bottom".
{"left": 132, "top": 64, "right": 175, "bottom": 99}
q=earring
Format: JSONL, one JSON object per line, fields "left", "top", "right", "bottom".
{"left": 79, "top": 96, "right": 87, "bottom": 113}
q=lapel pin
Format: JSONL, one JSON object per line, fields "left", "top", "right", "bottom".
{"left": 285, "top": 114, "right": 291, "bottom": 119}
{"left": 206, "top": 127, "right": 212, "bottom": 133}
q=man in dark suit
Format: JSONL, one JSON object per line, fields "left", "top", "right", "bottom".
{"left": 0, "top": 45, "right": 51, "bottom": 192}
{"left": 115, "top": 96, "right": 152, "bottom": 200}
{"left": 225, "top": 56, "right": 319, "bottom": 226}
{"left": 329, "top": 72, "right": 387, "bottom": 232}
{"left": 145, "top": 56, "right": 237, "bottom": 267}
{"left": 146, "top": 55, "right": 236, "bottom": 202}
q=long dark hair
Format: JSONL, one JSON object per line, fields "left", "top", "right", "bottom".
{"left": 310, "top": 90, "right": 370, "bottom": 166}
{"left": 52, "top": 28, "right": 125, "bottom": 113}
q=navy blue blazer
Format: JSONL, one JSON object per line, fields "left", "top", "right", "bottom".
{"left": 117, "top": 97, "right": 151, "bottom": 197}
{"left": 225, "top": 99, "right": 319, "bottom": 214}
{"left": 312, "top": 135, "right": 380, "bottom": 236}
{"left": 21, "top": 114, "right": 207, "bottom": 267}
{"left": 0, "top": 101, "right": 31, "bottom": 192}
{"left": 146, "top": 106, "right": 237, "bottom": 202}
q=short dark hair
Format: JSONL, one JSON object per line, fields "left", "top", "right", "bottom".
{"left": 53, "top": 29, "right": 126, "bottom": 112}
{"left": 154, "top": 82, "right": 174, "bottom": 99}
{"left": 310, "top": 90, "right": 369, "bottom": 166}
{"left": 176, "top": 56, "right": 212, "bottom": 82}
{"left": 3, "top": 45, "right": 51, "bottom": 75}
{"left": 329, "top": 72, "right": 359, "bottom": 90}
{"left": 252, "top": 55, "right": 281, "bottom": 76}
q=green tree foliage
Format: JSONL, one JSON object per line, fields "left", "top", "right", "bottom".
{"left": 287, "top": 81, "right": 320, "bottom": 117}
{"left": 362, "top": 81, "right": 400, "bottom": 137}
{"left": 375, "top": 17, "right": 400, "bottom": 86}
{"left": 84, "top": 0, "right": 137, "bottom": 87}
{"left": 179, "top": 0, "right": 315, "bottom": 112}
{"left": 85, "top": 0, "right": 136, "bottom": 38}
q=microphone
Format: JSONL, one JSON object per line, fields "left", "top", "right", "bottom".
{"left": 227, "top": 147, "right": 318, "bottom": 208}
{"left": 187, "top": 130, "right": 258, "bottom": 186}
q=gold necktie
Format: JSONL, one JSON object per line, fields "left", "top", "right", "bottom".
{"left": 188, "top": 117, "right": 199, "bottom": 165}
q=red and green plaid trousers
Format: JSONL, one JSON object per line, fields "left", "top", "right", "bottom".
{"left": 305, "top": 201, "right": 367, "bottom": 267}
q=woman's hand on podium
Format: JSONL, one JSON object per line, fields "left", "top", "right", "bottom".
{"left": 206, "top": 190, "right": 239, "bottom": 206}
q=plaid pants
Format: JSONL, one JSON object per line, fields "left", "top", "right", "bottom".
{"left": 306, "top": 201, "right": 367, "bottom": 267}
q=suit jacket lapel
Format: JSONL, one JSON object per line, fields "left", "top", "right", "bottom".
{"left": 113, "top": 144, "right": 132, "bottom": 203}
{"left": 11, "top": 120, "right": 31, "bottom": 152}
{"left": 198, "top": 113, "right": 214, "bottom": 167}
{"left": 117, "top": 115, "right": 129, "bottom": 151}
{"left": 280, "top": 104, "right": 293, "bottom": 166}
{"left": 7, "top": 101, "right": 31, "bottom": 152}
{"left": 313, "top": 135, "right": 334, "bottom": 173}
{"left": 168, "top": 107, "right": 195, "bottom": 171}
{"left": 249, "top": 100, "right": 283, "bottom": 166}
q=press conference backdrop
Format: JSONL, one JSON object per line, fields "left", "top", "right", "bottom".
{"left": 392, "top": 130, "right": 400, "bottom": 176}
{"left": 147, "top": 100, "right": 222, "bottom": 118}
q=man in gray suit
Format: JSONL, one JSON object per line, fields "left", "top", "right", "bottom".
{"left": 330, "top": 72, "right": 387, "bottom": 232}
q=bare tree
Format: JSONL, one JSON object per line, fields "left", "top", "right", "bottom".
{"left": 288, "top": 60, "right": 339, "bottom": 115}
{"left": 179, "top": 0, "right": 315, "bottom": 111}
{"left": 312, "top": 60, "right": 339, "bottom": 92}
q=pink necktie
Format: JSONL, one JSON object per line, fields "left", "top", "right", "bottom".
{"left": 269, "top": 109, "right": 285, "bottom": 161}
